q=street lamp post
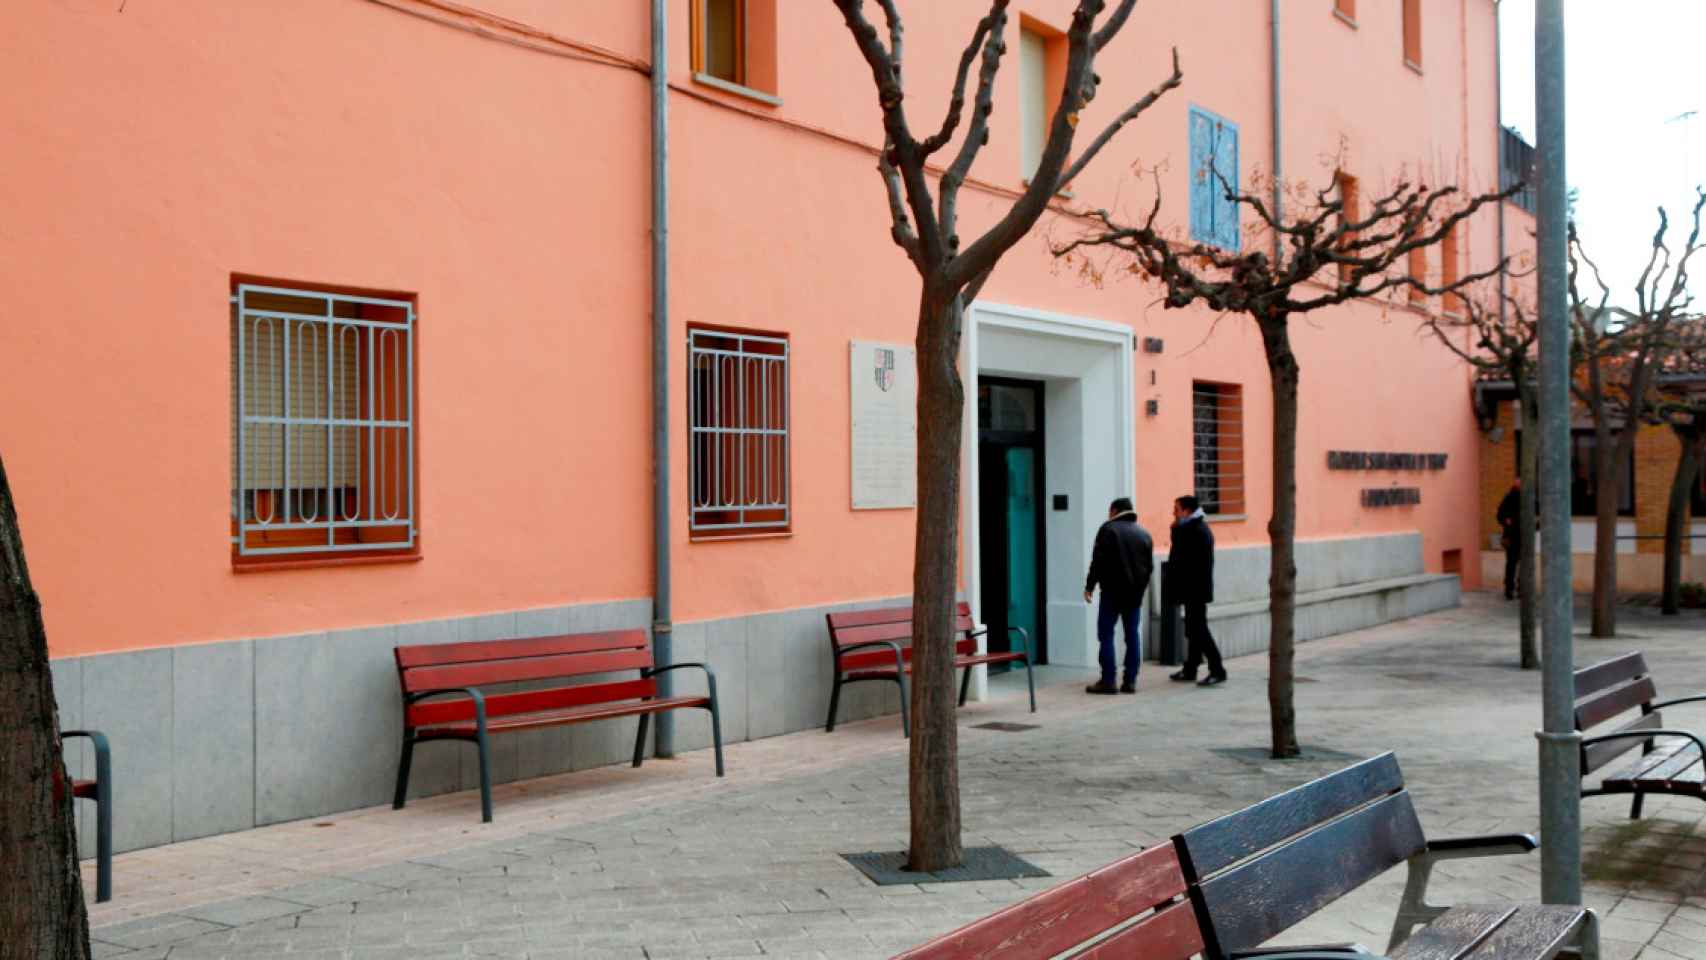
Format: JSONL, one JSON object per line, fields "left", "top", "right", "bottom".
{"left": 1534, "top": 0, "right": 1583, "bottom": 907}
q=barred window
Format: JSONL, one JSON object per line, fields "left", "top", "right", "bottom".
{"left": 231, "top": 283, "right": 416, "bottom": 561}
{"left": 1192, "top": 382, "right": 1245, "bottom": 516}
{"left": 688, "top": 326, "right": 789, "bottom": 536}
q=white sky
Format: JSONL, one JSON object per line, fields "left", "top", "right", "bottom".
{"left": 1499, "top": 0, "right": 1704, "bottom": 307}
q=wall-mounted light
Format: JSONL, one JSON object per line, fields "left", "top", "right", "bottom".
{"left": 1142, "top": 337, "right": 1165, "bottom": 354}
{"left": 1145, "top": 399, "right": 1159, "bottom": 417}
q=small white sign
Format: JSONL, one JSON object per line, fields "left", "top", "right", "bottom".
{"left": 850, "top": 340, "right": 917, "bottom": 510}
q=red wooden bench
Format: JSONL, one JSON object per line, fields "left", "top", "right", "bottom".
{"left": 824, "top": 601, "right": 1033, "bottom": 738}
{"left": 391, "top": 629, "right": 722, "bottom": 822}
{"left": 895, "top": 843, "right": 1209, "bottom": 960}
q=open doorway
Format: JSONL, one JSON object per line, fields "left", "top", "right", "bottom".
{"left": 978, "top": 378, "right": 1048, "bottom": 667}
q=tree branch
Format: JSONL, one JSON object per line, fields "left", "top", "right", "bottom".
{"left": 1058, "top": 47, "right": 1182, "bottom": 188}
{"left": 920, "top": 14, "right": 995, "bottom": 156}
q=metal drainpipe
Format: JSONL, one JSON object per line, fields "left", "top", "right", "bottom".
{"left": 1269, "top": 0, "right": 1282, "bottom": 262}
{"left": 1534, "top": 0, "right": 1582, "bottom": 907}
{"left": 1495, "top": 0, "right": 1507, "bottom": 328}
{"left": 651, "top": 0, "right": 675, "bottom": 758}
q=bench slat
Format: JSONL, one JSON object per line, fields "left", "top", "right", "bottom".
{"left": 406, "top": 678, "right": 660, "bottom": 727}
{"left": 414, "top": 694, "right": 711, "bottom": 738}
{"left": 395, "top": 630, "right": 647, "bottom": 669}
{"left": 1575, "top": 652, "right": 1649, "bottom": 701}
{"left": 844, "top": 648, "right": 1025, "bottom": 678}
{"left": 1582, "top": 711, "right": 1663, "bottom": 774}
{"left": 830, "top": 617, "right": 978, "bottom": 649}
{"left": 1389, "top": 904, "right": 1516, "bottom": 960}
{"left": 1575, "top": 676, "right": 1658, "bottom": 731}
{"left": 1173, "top": 752, "right": 1405, "bottom": 881}
{"left": 896, "top": 845, "right": 1193, "bottom": 960}
{"left": 1605, "top": 741, "right": 1701, "bottom": 790}
{"left": 401, "top": 649, "right": 653, "bottom": 693}
{"left": 1461, "top": 904, "right": 1589, "bottom": 960}
{"left": 827, "top": 602, "right": 973, "bottom": 631}
{"left": 1064, "top": 899, "right": 1203, "bottom": 960}
{"left": 1193, "top": 790, "right": 1427, "bottom": 957}
{"left": 840, "top": 638, "right": 979, "bottom": 673}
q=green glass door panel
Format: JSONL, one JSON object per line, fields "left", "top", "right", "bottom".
{"left": 1004, "top": 447, "right": 1039, "bottom": 660}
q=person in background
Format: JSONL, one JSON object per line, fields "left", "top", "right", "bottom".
{"left": 1497, "top": 477, "right": 1522, "bottom": 600}
{"left": 1167, "top": 495, "right": 1227, "bottom": 687}
{"left": 1083, "top": 497, "right": 1154, "bottom": 695}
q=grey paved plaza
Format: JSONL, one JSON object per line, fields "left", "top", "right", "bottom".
{"left": 85, "top": 594, "right": 1706, "bottom": 959}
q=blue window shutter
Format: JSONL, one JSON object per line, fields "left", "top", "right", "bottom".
{"left": 1214, "top": 118, "right": 1241, "bottom": 251}
{"left": 1188, "top": 108, "right": 1215, "bottom": 245}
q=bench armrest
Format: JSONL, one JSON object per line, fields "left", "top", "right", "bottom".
{"left": 1007, "top": 625, "right": 1032, "bottom": 664}
{"left": 643, "top": 662, "right": 719, "bottom": 706}
{"left": 1424, "top": 833, "right": 1537, "bottom": 858}
{"left": 60, "top": 730, "right": 112, "bottom": 792}
{"left": 403, "top": 687, "right": 488, "bottom": 731}
{"left": 1648, "top": 693, "right": 1706, "bottom": 712}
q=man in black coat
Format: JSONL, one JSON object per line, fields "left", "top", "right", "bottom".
{"left": 1083, "top": 497, "right": 1154, "bottom": 694}
{"left": 1166, "top": 495, "right": 1226, "bottom": 686}
{"left": 1496, "top": 477, "right": 1522, "bottom": 600}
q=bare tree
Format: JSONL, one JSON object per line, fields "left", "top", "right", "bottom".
{"left": 1646, "top": 324, "right": 1706, "bottom": 615}
{"left": 1568, "top": 190, "right": 1706, "bottom": 637}
{"left": 832, "top": 0, "right": 1180, "bottom": 869}
{"left": 1426, "top": 288, "right": 1540, "bottom": 668}
{"left": 1, "top": 450, "right": 92, "bottom": 959}
{"left": 1058, "top": 170, "right": 1512, "bottom": 757}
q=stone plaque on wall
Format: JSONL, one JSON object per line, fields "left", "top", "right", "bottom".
{"left": 850, "top": 340, "right": 917, "bottom": 510}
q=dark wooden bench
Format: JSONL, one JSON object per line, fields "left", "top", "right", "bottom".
{"left": 56, "top": 729, "right": 112, "bottom": 903}
{"left": 391, "top": 630, "right": 722, "bottom": 823}
{"left": 1575, "top": 651, "right": 1706, "bottom": 819}
{"left": 1173, "top": 753, "right": 1597, "bottom": 960}
{"left": 824, "top": 601, "right": 1033, "bottom": 738}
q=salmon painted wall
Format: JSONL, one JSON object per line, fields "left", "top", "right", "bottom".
{"left": 1, "top": 1, "right": 655, "bottom": 655}
{"left": 3, "top": 0, "right": 1504, "bottom": 655}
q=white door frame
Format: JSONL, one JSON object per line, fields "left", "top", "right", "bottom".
{"left": 962, "top": 300, "right": 1136, "bottom": 699}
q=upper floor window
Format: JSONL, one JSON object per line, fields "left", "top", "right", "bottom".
{"left": 691, "top": 0, "right": 779, "bottom": 103}
{"left": 1018, "top": 20, "right": 1065, "bottom": 185}
{"left": 688, "top": 326, "right": 790, "bottom": 537}
{"left": 1189, "top": 106, "right": 1241, "bottom": 252}
{"left": 1192, "top": 382, "right": 1245, "bottom": 517}
{"left": 1334, "top": 0, "right": 1357, "bottom": 26}
{"left": 1336, "top": 170, "right": 1360, "bottom": 284}
{"left": 1441, "top": 224, "right": 1462, "bottom": 313}
{"left": 231, "top": 282, "right": 416, "bottom": 563}
{"left": 1402, "top": 0, "right": 1422, "bottom": 70}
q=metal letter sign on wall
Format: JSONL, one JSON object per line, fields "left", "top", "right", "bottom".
{"left": 850, "top": 340, "right": 917, "bottom": 510}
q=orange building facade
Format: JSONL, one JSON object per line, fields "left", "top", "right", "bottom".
{"left": 3, "top": 0, "right": 1523, "bottom": 851}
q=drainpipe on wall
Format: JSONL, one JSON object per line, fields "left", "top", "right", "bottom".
{"left": 1495, "top": 0, "right": 1508, "bottom": 329}
{"left": 1269, "top": 0, "right": 1283, "bottom": 262}
{"left": 651, "top": 0, "right": 675, "bottom": 758}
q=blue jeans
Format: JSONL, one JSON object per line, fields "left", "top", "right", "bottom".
{"left": 1097, "top": 594, "right": 1142, "bottom": 687}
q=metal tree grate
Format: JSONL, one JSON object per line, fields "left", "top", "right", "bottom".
{"left": 842, "top": 846, "right": 1050, "bottom": 886}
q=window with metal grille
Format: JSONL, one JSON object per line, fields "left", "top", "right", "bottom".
{"left": 231, "top": 283, "right": 416, "bottom": 561}
{"left": 1192, "top": 382, "right": 1245, "bottom": 516}
{"left": 688, "top": 326, "right": 789, "bottom": 536}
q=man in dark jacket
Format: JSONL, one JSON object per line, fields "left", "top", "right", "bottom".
{"left": 1166, "top": 495, "right": 1226, "bottom": 686}
{"left": 1083, "top": 497, "right": 1154, "bottom": 694}
{"left": 1496, "top": 477, "right": 1522, "bottom": 600}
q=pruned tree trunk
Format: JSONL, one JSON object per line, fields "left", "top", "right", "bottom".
{"left": 1260, "top": 314, "right": 1301, "bottom": 759}
{"left": 907, "top": 292, "right": 965, "bottom": 873}
{"left": 1662, "top": 427, "right": 1704, "bottom": 615}
{"left": 1518, "top": 388, "right": 1540, "bottom": 668}
{"left": 1590, "top": 418, "right": 1620, "bottom": 637}
{"left": 0, "top": 451, "right": 92, "bottom": 960}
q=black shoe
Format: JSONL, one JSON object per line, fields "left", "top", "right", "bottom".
{"left": 1086, "top": 681, "right": 1120, "bottom": 695}
{"left": 1120, "top": 681, "right": 1137, "bottom": 694}
{"left": 1169, "top": 670, "right": 1197, "bottom": 683}
{"left": 1197, "top": 673, "right": 1227, "bottom": 687}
